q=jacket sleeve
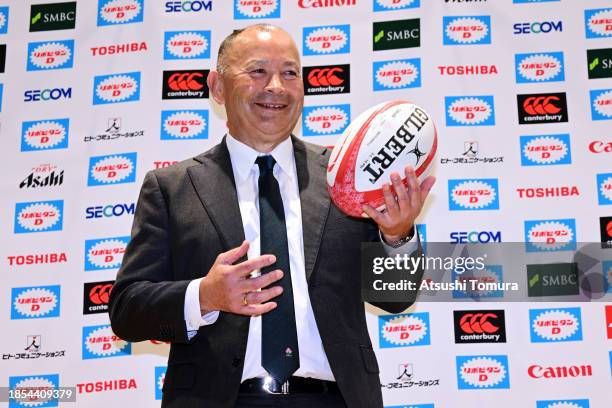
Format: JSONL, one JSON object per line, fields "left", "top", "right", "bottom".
{"left": 109, "top": 171, "right": 192, "bottom": 344}
{"left": 367, "top": 228, "right": 425, "bottom": 314}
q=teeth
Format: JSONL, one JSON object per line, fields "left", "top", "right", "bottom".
{"left": 260, "top": 103, "right": 284, "bottom": 109}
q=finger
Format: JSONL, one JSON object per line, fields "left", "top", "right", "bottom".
{"left": 217, "top": 240, "right": 249, "bottom": 265}
{"left": 419, "top": 176, "right": 436, "bottom": 202}
{"left": 404, "top": 166, "right": 420, "bottom": 208}
{"left": 382, "top": 182, "right": 399, "bottom": 217}
{"left": 234, "top": 255, "right": 277, "bottom": 277}
{"left": 246, "top": 286, "right": 284, "bottom": 304}
{"left": 362, "top": 204, "right": 385, "bottom": 224}
{"left": 391, "top": 172, "right": 410, "bottom": 212}
{"left": 240, "top": 302, "right": 277, "bottom": 316}
{"left": 241, "top": 269, "right": 284, "bottom": 292}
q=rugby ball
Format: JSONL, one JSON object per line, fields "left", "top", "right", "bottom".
{"left": 327, "top": 100, "right": 437, "bottom": 217}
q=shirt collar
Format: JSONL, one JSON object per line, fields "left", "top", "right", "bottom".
{"left": 225, "top": 133, "right": 295, "bottom": 182}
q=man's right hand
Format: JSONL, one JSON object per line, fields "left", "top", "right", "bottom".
{"left": 198, "top": 240, "right": 283, "bottom": 316}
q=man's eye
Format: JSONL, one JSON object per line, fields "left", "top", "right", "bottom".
{"left": 250, "top": 68, "right": 266, "bottom": 75}
{"left": 284, "top": 71, "right": 298, "bottom": 78}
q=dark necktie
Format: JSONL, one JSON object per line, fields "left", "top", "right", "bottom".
{"left": 256, "top": 155, "right": 300, "bottom": 384}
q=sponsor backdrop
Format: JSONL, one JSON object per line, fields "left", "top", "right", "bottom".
{"left": 1, "top": 1, "right": 611, "bottom": 407}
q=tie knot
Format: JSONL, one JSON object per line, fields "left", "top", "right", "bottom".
{"left": 255, "top": 155, "right": 276, "bottom": 174}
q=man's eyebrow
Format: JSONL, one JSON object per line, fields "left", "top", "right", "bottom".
{"left": 244, "top": 59, "right": 300, "bottom": 67}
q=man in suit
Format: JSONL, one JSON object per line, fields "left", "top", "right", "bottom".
{"left": 109, "top": 24, "right": 435, "bottom": 408}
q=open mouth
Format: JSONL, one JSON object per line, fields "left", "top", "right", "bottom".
{"left": 255, "top": 102, "right": 288, "bottom": 110}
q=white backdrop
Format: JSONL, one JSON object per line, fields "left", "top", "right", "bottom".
{"left": 1, "top": 1, "right": 611, "bottom": 408}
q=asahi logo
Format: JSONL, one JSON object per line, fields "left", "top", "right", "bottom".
{"left": 20, "top": 164, "right": 64, "bottom": 189}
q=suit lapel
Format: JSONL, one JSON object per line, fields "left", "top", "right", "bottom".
{"left": 293, "top": 137, "right": 331, "bottom": 282}
{"left": 187, "top": 139, "right": 246, "bottom": 251}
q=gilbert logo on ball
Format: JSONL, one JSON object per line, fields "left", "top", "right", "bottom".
{"left": 327, "top": 100, "right": 437, "bottom": 217}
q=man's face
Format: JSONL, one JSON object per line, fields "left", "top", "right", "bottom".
{"left": 209, "top": 28, "right": 304, "bottom": 149}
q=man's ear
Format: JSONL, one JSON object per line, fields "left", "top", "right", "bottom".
{"left": 207, "top": 71, "right": 225, "bottom": 105}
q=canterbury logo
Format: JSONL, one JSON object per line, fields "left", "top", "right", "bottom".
{"left": 459, "top": 313, "right": 499, "bottom": 334}
{"left": 168, "top": 72, "right": 204, "bottom": 91}
{"left": 89, "top": 283, "right": 113, "bottom": 305}
{"left": 523, "top": 96, "right": 561, "bottom": 115}
{"left": 308, "top": 68, "right": 344, "bottom": 87}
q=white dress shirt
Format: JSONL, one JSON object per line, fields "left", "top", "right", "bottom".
{"left": 183, "top": 134, "right": 417, "bottom": 382}
{"left": 184, "top": 134, "right": 335, "bottom": 381}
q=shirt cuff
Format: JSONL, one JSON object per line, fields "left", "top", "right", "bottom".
{"left": 184, "top": 278, "right": 220, "bottom": 334}
{"left": 379, "top": 229, "right": 418, "bottom": 256}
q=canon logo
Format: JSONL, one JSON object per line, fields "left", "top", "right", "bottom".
{"left": 589, "top": 140, "right": 612, "bottom": 153}
{"left": 528, "top": 364, "right": 592, "bottom": 379}
{"left": 298, "top": 0, "right": 355, "bottom": 7}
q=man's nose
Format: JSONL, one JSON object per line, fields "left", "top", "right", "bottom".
{"left": 265, "top": 73, "right": 285, "bottom": 94}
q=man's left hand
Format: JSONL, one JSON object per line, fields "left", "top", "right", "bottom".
{"left": 362, "top": 166, "right": 435, "bottom": 243}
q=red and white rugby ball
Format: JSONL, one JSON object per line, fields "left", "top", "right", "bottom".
{"left": 327, "top": 100, "right": 437, "bottom": 217}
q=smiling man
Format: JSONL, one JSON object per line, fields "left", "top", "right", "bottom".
{"left": 109, "top": 24, "right": 434, "bottom": 408}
